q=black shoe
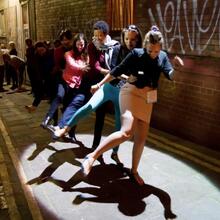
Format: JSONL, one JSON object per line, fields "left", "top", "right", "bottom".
{"left": 10, "top": 85, "right": 17, "bottom": 90}
{"left": 65, "top": 128, "right": 77, "bottom": 142}
{"left": 111, "top": 152, "right": 123, "bottom": 167}
{"left": 40, "top": 116, "right": 51, "bottom": 129}
{"left": 63, "top": 133, "right": 77, "bottom": 143}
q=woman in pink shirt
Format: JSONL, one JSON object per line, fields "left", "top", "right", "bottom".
{"left": 41, "top": 33, "right": 90, "bottom": 136}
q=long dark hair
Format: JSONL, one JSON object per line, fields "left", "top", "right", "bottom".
{"left": 121, "top": 24, "right": 142, "bottom": 49}
{"left": 72, "top": 33, "right": 87, "bottom": 59}
{"left": 116, "top": 25, "right": 143, "bottom": 65}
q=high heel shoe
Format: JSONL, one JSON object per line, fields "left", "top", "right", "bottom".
{"left": 129, "top": 171, "right": 145, "bottom": 186}
{"left": 81, "top": 155, "right": 95, "bottom": 177}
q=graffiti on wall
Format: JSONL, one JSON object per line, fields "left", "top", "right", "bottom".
{"left": 148, "top": 0, "right": 220, "bottom": 54}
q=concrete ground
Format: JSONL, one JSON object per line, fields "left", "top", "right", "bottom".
{"left": 0, "top": 85, "right": 220, "bottom": 220}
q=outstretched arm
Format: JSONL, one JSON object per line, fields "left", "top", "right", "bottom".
{"left": 169, "top": 56, "right": 184, "bottom": 80}
{"left": 90, "top": 73, "right": 114, "bottom": 93}
{"left": 90, "top": 51, "right": 134, "bottom": 93}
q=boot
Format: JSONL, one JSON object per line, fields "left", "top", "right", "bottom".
{"left": 40, "top": 116, "right": 52, "bottom": 129}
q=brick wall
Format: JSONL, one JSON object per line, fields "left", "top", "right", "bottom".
{"left": 34, "top": 0, "right": 220, "bottom": 150}
{"left": 135, "top": 0, "right": 220, "bottom": 150}
{"left": 35, "top": 0, "right": 107, "bottom": 41}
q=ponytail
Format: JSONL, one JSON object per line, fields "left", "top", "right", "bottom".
{"left": 143, "top": 26, "right": 164, "bottom": 47}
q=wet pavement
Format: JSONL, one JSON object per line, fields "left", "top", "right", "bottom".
{"left": 0, "top": 85, "right": 220, "bottom": 220}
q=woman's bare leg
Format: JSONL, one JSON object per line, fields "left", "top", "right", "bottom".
{"left": 131, "top": 120, "right": 149, "bottom": 185}
{"left": 82, "top": 110, "right": 135, "bottom": 175}
{"left": 92, "top": 110, "right": 135, "bottom": 158}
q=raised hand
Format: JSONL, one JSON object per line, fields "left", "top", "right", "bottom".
{"left": 173, "top": 56, "right": 184, "bottom": 70}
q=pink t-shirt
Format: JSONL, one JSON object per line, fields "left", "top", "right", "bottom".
{"left": 62, "top": 50, "right": 87, "bottom": 88}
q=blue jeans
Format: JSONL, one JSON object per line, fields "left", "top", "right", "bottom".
{"left": 58, "top": 93, "right": 86, "bottom": 128}
{"left": 47, "top": 83, "right": 66, "bottom": 118}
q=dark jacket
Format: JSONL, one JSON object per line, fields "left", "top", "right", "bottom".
{"left": 110, "top": 48, "right": 173, "bottom": 88}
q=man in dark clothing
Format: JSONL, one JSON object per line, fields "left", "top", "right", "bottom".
{"left": 25, "top": 41, "right": 54, "bottom": 112}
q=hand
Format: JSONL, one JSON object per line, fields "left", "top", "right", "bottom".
{"left": 127, "top": 74, "right": 138, "bottom": 83}
{"left": 81, "top": 64, "right": 90, "bottom": 72}
{"left": 101, "top": 68, "right": 109, "bottom": 75}
{"left": 173, "top": 56, "right": 184, "bottom": 70}
{"left": 90, "top": 84, "right": 100, "bottom": 94}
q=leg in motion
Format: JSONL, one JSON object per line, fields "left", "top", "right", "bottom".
{"left": 130, "top": 120, "right": 149, "bottom": 185}
{"left": 41, "top": 84, "right": 65, "bottom": 128}
{"left": 53, "top": 86, "right": 107, "bottom": 138}
{"left": 81, "top": 110, "right": 135, "bottom": 176}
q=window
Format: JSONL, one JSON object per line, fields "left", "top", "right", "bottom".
{"left": 108, "top": 0, "right": 134, "bottom": 31}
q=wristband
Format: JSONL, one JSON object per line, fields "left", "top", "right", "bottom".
{"left": 97, "top": 83, "right": 101, "bottom": 88}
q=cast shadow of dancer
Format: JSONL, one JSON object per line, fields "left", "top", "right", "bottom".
{"left": 26, "top": 141, "right": 92, "bottom": 185}
{"left": 27, "top": 141, "right": 57, "bottom": 161}
{"left": 27, "top": 137, "right": 84, "bottom": 161}
{"left": 50, "top": 163, "right": 127, "bottom": 191}
{"left": 51, "top": 164, "right": 176, "bottom": 219}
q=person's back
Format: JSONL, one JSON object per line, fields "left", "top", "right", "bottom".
{"left": 3, "top": 54, "right": 25, "bottom": 91}
{"left": 10, "top": 55, "right": 25, "bottom": 69}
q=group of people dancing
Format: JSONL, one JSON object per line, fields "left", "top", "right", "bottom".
{"left": 28, "top": 20, "right": 184, "bottom": 185}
